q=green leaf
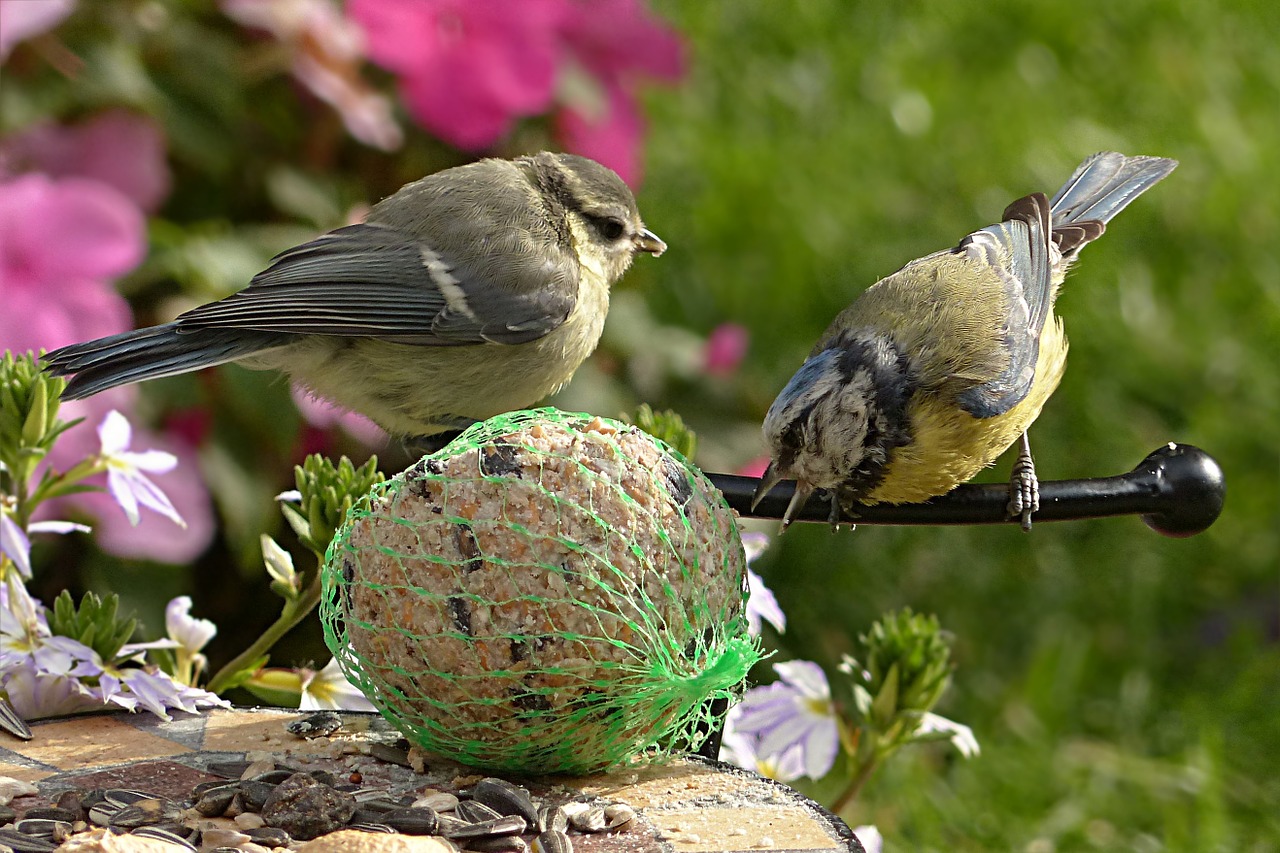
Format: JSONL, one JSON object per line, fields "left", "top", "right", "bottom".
{"left": 290, "top": 454, "right": 384, "bottom": 558}
{"left": 47, "top": 590, "right": 138, "bottom": 662}
{"left": 871, "top": 662, "right": 901, "bottom": 730}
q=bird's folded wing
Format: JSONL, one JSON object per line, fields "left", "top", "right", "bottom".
{"left": 950, "top": 192, "right": 1053, "bottom": 418}
{"left": 175, "top": 223, "right": 580, "bottom": 346}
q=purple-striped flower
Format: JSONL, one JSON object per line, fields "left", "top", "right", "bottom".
{"left": 727, "top": 660, "right": 839, "bottom": 781}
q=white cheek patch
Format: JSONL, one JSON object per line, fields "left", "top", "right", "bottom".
{"left": 568, "top": 217, "right": 611, "bottom": 282}
{"left": 765, "top": 351, "right": 876, "bottom": 488}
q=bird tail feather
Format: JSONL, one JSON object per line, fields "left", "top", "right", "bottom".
{"left": 44, "top": 324, "right": 280, "bottom": 399}
{"left": 1050, "top": 151, "right": 1177, "bottom": 227}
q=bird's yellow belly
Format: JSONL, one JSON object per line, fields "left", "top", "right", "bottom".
{"left": 865, "top": 319, "right": 1068, "bottom": 505}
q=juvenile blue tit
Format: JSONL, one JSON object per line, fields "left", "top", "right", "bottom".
{"left": 755, "top": 151, "right": 1177, "bottom": 530}
{"left": 45, "top": 152, "right": 665, "bottom": 438}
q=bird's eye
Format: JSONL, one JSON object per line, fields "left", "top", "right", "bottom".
{"left": 594, "top": 216, "right": 627, "bottom": 240}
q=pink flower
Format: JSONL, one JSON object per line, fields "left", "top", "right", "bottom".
{"left": 0, "top": 173, "right": 140, "bottom": 355}
{"left": 222, "top": 0, "right": 402, "bottom": 151}
{"left": 557, "top": 0, "right": 683, "bottom": 184}
{"left": 0, "top": 0, "right": 76, "bottom": 61}
{"left": 557, "top": 81, "right": 645, "bottom": 185}
{"left": 0, "top": 174, "right": 216, "bottom": 563}
{"left": 349, "top": 0, "right": 568, "bottom": 150}
{"left": 702, "top": 323, "right": 750, "bottom": 377}
{"left": 292, "top": 385, "right": 386, "bottom": 447}
{"left": 1, "top": 111, "right": 171, "bottom": 212}
{"left": 738, "top": 456, "right": 771, "bottom": 479}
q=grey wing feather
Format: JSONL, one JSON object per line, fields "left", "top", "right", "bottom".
{"left": 45, "top": 324, "right": 286, "bottom": 399}
{"left": 176, "top": 223, "right": 579, "bottom": 346}
{"left": 954, "top": 193, "right": 1053, "bottom": 419}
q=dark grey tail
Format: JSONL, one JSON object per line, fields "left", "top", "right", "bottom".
{"left": 44, "top": 323, "right": 284, "bottom": 400}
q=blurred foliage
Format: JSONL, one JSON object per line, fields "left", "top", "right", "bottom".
{"left": 628, "top": 403, "right": 698, "bottom": 459}
{"left": 3, "top": 0, "right": 1277, "bottom": 848}
{"left": 637, "top": 1, "right": 1279, "bottom": 849}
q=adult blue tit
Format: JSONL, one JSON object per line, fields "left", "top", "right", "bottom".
{"left": 755, "top": 151, "right": 1177, "bottom": 530}
{"left": 45, "top": 152, "right": 665, "bottom": 438}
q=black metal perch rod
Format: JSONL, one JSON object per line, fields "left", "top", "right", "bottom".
{"left": 707, "top": 443, "right": 1225, "bottom": 537}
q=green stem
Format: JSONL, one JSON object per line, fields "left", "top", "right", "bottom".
{"left": 21, "top": 458, "right": 105, "bottom": 525}
{"left": 206, "top": 571, "right": 322, "bottom": 695}
{"left": 830, "top": 749, "right": 881, "bottom": 816}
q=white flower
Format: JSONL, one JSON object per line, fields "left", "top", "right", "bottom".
{"left": 165, "top": 596, "right": 216, "bottom": 654}
{"left": 97, "top": 410, "right": 185, "bottom": 528}
{"left": 1, "top": 511, "right": 89, "bottom": 579}
{"left": 0, "top": 588, "right": 227, "bottom": 722}
{"left": 261, "top": 534, "right": 301, "bottom": 596}
{"left": 300, "top": 658, "right": 375, "bottom": 712}
{"left": 742, "top": 532, "right": 786, "bottom": 635}
{"left": 729, "top": 660, "right": 839, "bottom": 781}
{"left": 916, "top": 711, "right": 981, "bottom": 758}
{"left": 853, "top": 825, "right": 884, "bottom": 853}
{"left": 719, "top": 717, "right": 809, "bottom": 781}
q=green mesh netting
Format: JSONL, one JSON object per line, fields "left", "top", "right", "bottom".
{"left": 320, "top": 408, "right": 761, "bottom": 774}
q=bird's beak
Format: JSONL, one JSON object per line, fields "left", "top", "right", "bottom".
{"left": 751, "top": 461, "right": 784, "bottom": 511}
{"left": 635, "top": 228, "right": 666, "bottom": 256}
{"left": 780, "top": 480, "right": 814, "bottom": 532}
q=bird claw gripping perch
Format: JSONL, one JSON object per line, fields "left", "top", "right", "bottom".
{"left": 1008, "top": 432, "right": 1040, "bottom": 531}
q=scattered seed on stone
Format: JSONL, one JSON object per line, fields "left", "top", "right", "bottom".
{"left": 472, "top": 779, "right": 539, "bottom": 827}
{"left": 603, "top": 803, "right": 637, "bottom": 830}
{"left": 260, "top": 772, "right": 357, "bottom": 841}
{"left": 381, "top": 807, "right": 439, "bottom": 835}
{"left": 244, "top": 826, "right": 292, "bottom": 847}
{"left": 132, "top": 825, "right": 197, "bottom": 851}
{"left": 566, "top": 804, "right": 606, "bottom": 833}
{"left": 531, "top": 829, "right": 574, "bottom": 853}
{"left": 467, "top": 835, "right": 531, "bottom": 853}
{"left": 193, "top": 783, "right": 238, "bottom": 817}
{"left": 368, "top": 742, "right": 412, "bottom": 767}
{"left": 21, "top": 807, "right": 77, "bottom": 824}
{"left": 456, "top": 800, "right": 503, "bottom": 824}
{"left": 536, "top": 806, "right": 568, "bottom": 835}
{"left": 0, "top": 827, "right": 58, "bottom": 853}
{"left": 412, "top": 791, "right": 459, "bottom": 812}
{"left": 286, "top": 711, "right": 343, "bottom": 738}
{"left": 441, "top": 815, "right": 527, "bottom": 840}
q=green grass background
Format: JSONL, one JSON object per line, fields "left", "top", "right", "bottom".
{"left": 628, "top": 2, "right": 1279, "bottom": 849}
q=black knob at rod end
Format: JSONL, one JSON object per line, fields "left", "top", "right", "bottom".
{"left": 1136, "top": 443, "right": 1226, "bottom": 538}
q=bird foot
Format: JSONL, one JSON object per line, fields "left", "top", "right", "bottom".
{"left": 1007, "top": 434, "right": 1039, "bottom": 531}
{"left": 827, "top": 491, "right": 856, "bottom": 533}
